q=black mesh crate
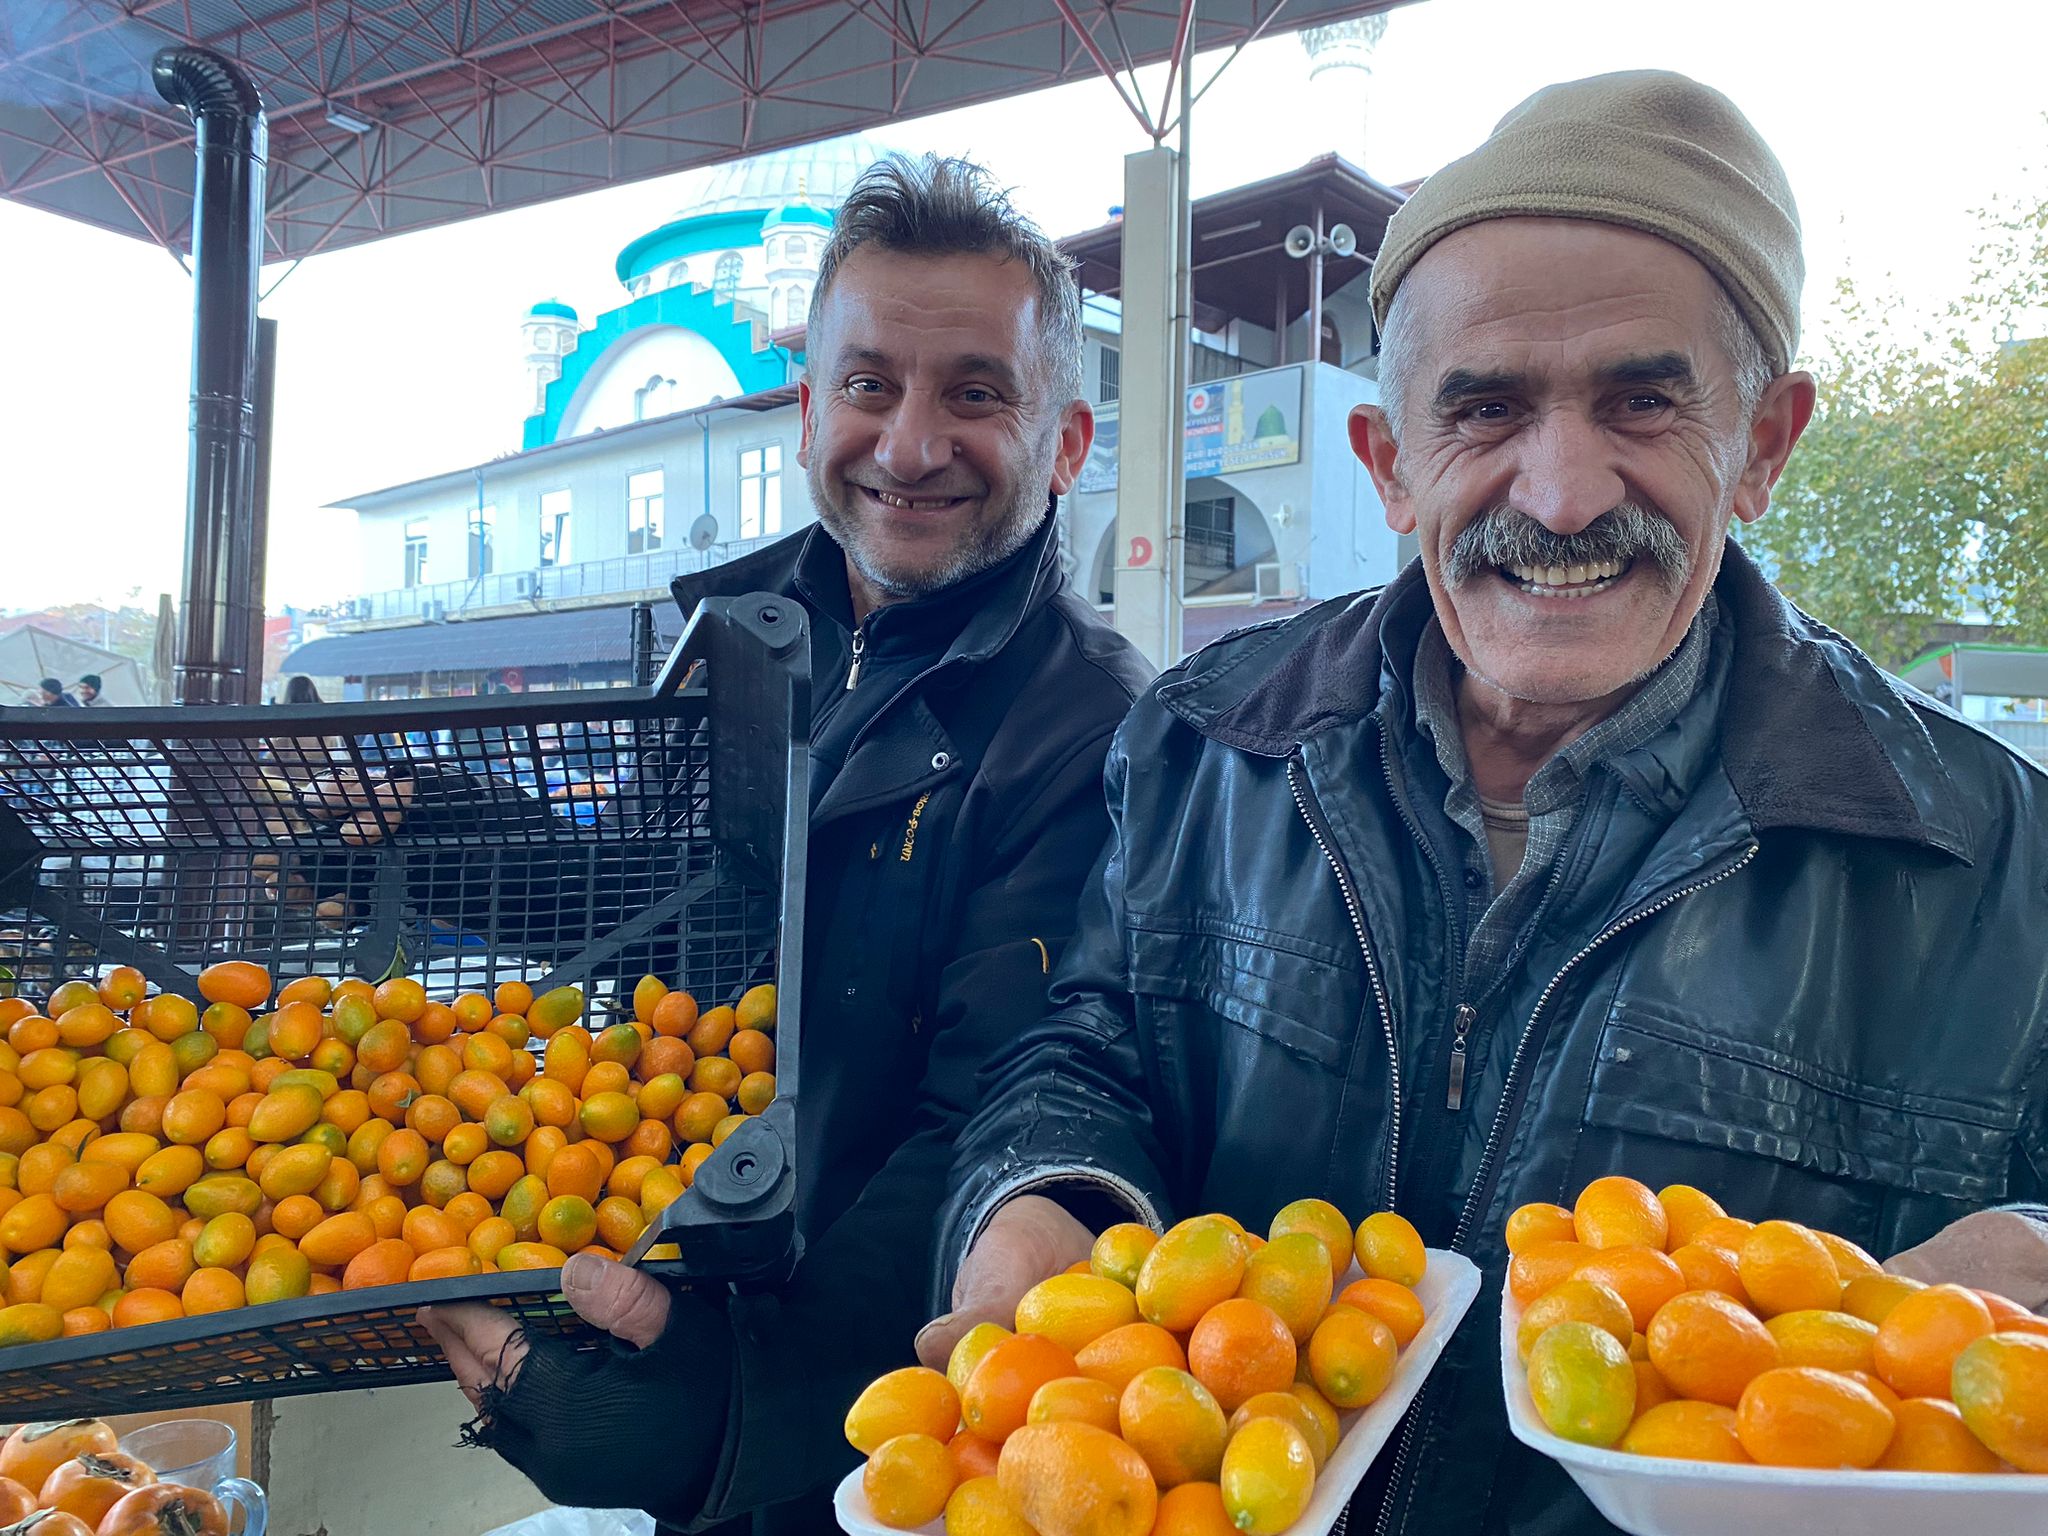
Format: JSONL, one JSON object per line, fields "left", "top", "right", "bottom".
{"left": 0, "top": 594, "right": 808, "bottom": 1415}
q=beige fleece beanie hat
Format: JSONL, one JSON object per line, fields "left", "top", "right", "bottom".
{"left": 1370, "top": 70, "right": 1803, "bottom": 372}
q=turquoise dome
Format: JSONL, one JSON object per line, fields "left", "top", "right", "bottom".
{"left": 764, "top": 203, "right": 833, "bottom": 230}
{"left": 528, "top": 299, "right": 577, "bottom": 320}
{"left": 615, "top": 133, "right": 884, "bottom": 285}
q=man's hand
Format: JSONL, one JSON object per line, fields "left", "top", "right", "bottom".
{"left": 1887, "top": 1210, "right": 2048, "bottom": 1309}
{"left": 422, "top": 1253, "right": 674, "bottom": 1407}
{"left": 420, "top": 1301, "right": 528, "bottom": 1411}
{"left": 299, "top": 769, "right": 417, "bottom": 845}
{"left": 915, "top": 1196, "right": 1097, "bottom": 1369}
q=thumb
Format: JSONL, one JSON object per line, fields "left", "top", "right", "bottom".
{"left": 915, "top": 1273, "right": 1020, "bottom": 1371}
{"left": 563, "top": 1253, "right": 672, "bottom": 1349}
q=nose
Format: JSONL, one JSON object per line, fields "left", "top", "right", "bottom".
{"left": 1509, "top": 407, "right": 1624, "bottom": 535}
{"left": 872, "top": 389, "right": 955, "bottom": 484}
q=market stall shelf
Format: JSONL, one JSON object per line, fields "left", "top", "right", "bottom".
{"left": 0, "top": 594, "right": 809, "bottom": 1413}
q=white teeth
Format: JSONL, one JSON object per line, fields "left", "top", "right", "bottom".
{"left": 1498, "top": 556, "right": 1632, "bottom": 597}
{"left": 870, "top": 489, "right": 959, "bottom": 510}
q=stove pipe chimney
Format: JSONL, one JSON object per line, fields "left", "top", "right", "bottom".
{"left": 154, "top": 48, "right": 268, "bottom": 706}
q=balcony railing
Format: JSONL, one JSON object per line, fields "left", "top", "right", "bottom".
{"left": 344, "top": 537, "right": 783, "bottom": 623}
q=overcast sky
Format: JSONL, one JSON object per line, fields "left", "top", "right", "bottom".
{"left": 3, "top": 0, "right": 2042, "bottom": 615}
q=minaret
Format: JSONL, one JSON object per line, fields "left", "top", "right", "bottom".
{"left": 760, "top": 175, "right": 832, "bottom": 331}
{"left": 1299, "top": 16, "right": 1386, "bottom": 167}
{"left": 521, "top": 299, "right": 579, "bottom": 417}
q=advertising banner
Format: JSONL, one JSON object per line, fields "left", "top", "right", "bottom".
{"left": 1075, "top": 364, "right": 1303, "bottom": 494}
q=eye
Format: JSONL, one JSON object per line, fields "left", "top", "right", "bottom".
{"left": 1463, "top": 400, "right": 1514, "bottom": 422}
{"left": 1623, "top": 391, "right": 1671, "bottom": 413}
{"left": 956, "top": 386, "right": 1003, "bottom": 407}
{"left": 844, "top": 375, "right": 888, "bottom": 397}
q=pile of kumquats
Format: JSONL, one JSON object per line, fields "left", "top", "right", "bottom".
{"left": 1509, "top": 1175, "right": 2048, "bottom": 1474}
{"left": 846, "top": 1200, "right": 1433, "bottom": 1536}
{"left": 0, "top": 961, "right": 776, "bottom": 1343}
{"left": 0, "top": 1417, "right": 235, "bottom": 1535}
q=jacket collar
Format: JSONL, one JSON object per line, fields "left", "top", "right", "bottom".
{"left": 1160, "top": 542, "right": 1972, "bottom": 861}
{"left": 670, "top": 495, "right": 1066, "bottom": 679}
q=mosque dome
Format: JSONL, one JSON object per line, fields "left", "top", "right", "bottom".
{"left": 527, "top": 298, "right": 578, "bottom": 321}
{"left": 763, "top": 202, "right": 834, "bottom": 231}
{"left": 615, "top": 133, "right": 888, "bottom": 286}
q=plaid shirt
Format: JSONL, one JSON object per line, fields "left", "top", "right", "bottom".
{"left": 1411, "top": 593, "right": 1720, "bottom": 1000}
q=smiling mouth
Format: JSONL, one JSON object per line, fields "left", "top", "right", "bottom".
{"left": 1497, "top": 557, "right": 1631, "bottom": 599}
{"left": 858, "top": 486, "right": 972, "bottom": 512}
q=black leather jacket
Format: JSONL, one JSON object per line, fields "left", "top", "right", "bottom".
{"left": 477, "top": 513, "right": 1153, "bottom": 1532}
{"left": 942, "top": 544, "right": 2048, "bottom": 1534}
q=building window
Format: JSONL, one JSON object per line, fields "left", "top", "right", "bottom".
{"left": 1184, "top": 496, "right": 1236, "bottom": 584}
{"left": 634, "top": 374, "right": 678, "bottom": 422}
{"left": 468, "top": 504, "right": 496, "bottom": 579}
{"left": 714, "top": 252, "right": 742, "bottom": 302}
{"left": 738, "top": 444, "right": 783, "bottom": 540}
{"left": 540, "top": 489, "right": 572, "bottom": 567}
{"left": 403, "top": 519, "right": 429, "bottom": 588}
{"left": 787, "top": 236, "right": 807, "bottom": 262}
{"left": 628, "top": 470, "right": 665, "bottom": 553}
{"left": 1098, "top": 345, "right": 1121, "bottom": 405}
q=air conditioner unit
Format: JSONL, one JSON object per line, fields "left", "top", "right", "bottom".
{"left": 420, "top": 601, "right": 447, "bottom": 622}
{"left": 510, "top": 571, "right": 538, "bottom": 599}
{"left": 1254, "top": 562, "right": 1302, "bottom": 601}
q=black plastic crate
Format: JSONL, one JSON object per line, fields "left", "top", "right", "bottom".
{"left": 0, "top": 1272, "right": 608, "bottom": 1419}
{"left": 0, "top": 594, "right": 809, "bottom": 1412}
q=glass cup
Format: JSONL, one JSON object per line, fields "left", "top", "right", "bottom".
{"left": 116, "top": 1419, "right": 268, "bottom": 1536}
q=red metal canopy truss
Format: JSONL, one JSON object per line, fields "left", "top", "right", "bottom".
{"left": 1, "top": 0, "right": 1411, "bottom": 262}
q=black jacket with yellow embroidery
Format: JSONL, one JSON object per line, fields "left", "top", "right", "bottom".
{"left": 469, "top": 510, "right": 1152, "bottom": 1531}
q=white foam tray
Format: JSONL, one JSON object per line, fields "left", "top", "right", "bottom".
{"left": 1501, "top": 1279, "right": 2048, "bottom": 1534}
{"left": 837, "top": 1248, "right": 1480, "bottom": 1535}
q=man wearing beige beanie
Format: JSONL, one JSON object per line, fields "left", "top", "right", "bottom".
{"left": 926, "top": 68, "right": 2048, "bottom": 1531}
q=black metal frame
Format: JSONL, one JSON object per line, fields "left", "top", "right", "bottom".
{"left": 0, "top": 594, "right": 809, "bottom": 1412}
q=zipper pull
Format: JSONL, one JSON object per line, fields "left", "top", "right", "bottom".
{"left": 845, "top": 625, "right": 866, "bottom": 691}
{"left": 1447, "top": 1003, "right": 1476, "bottom": 1110}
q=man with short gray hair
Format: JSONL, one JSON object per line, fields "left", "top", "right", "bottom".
{"left": 421, "top": 153, "right": 1151, "bottom": 1533}
{"left": 925, "top": 72, "right": 2048, "bottom": 1532}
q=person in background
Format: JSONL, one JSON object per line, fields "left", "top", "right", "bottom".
{"left": 74, "top": 674, "right": 104, "bottom": 705}
{"left": 279, "top": 675, "right": 322, "bottom": 705}
{"left": 36, "top": 678, "right": 78, "bottom": 707}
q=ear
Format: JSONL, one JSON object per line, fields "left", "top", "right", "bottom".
{"left": 796, "top": 377, "right": 816, "bottom": 468}
{"left": 1350, "top": 404, "right": 1416, "bottom": 535}
{"left": 1047, "top": 400, "right": 1096, "bottom": 496}
{"left": 1731, "top": 370, "right": 1817, "bottom": 525}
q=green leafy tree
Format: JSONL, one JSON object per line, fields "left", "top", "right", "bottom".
{"left": 1746, "top": 170, "right": 2048, "bottom": 669}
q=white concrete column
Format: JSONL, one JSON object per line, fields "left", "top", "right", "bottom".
{"left": 1113, "top": 146, "right": 1185, "bottom": 670}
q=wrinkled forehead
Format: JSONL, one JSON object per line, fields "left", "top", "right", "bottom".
{"left": 1399, "top": 217, "right": 1729, "bottom": 376}
{"left": 811, "top": 249, "right": 1044, "bottom": 372}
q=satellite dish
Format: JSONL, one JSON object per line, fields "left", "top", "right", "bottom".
{"left": 1284, "top": 225, "right": 1317, "bottom": 259}
{"left": 690, "top": 514, "right": 720, "bottom": 551}
{"left": 1327, "top": 223, "right": 1358, "bottom": 258}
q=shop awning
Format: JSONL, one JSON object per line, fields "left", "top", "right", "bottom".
{"left": 282, "top": 605, "right": 654, "bottom": 678}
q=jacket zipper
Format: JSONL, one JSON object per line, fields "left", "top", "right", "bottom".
{"left": 1287, "top": 755, "right": 1402, "bottom": 1212}
{"left": 1371, "top": 841, "right": 1760, "bottom": 1536}
{"left": 845, "top": 624, "right": 866, "bottom": 690}
{"left": 1447, "top": 1003, "right": 1477, "bottom": 1111}
{"left": 1371, "top": 717, "right": 1473, "bottom": 1113}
